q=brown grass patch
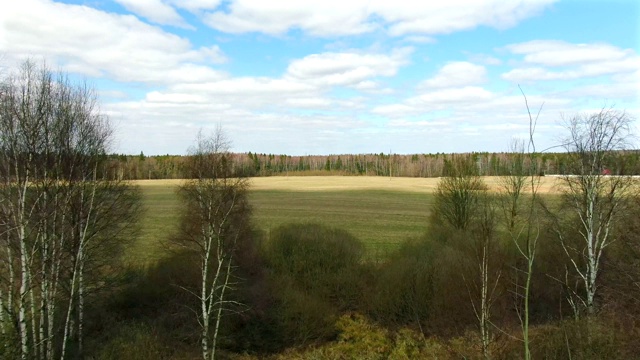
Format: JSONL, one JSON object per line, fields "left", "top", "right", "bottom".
{"left": 133, "top": 176, "right": 563, "bottom": 194}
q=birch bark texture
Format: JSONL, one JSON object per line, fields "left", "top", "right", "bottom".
{"left": 554, "top": 108, "right": 636, "bottom": 317}
{"left": 175, "top": 128, "right": 250, "bottom": 360}
{"left": 0, "top": 61, "right": 140, "bottom": 359}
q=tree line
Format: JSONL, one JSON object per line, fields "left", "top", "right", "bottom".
{"left": 105, "top": 149, "right": 640, "bottom": 180}
{"left": 2, "top": 60, "right": 639, "bottom": 359}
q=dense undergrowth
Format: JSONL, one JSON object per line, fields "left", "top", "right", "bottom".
{"left": 74, "top": 208, "right": 640, "bottom": 359}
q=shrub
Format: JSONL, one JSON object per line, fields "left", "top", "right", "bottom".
{"left": 93, "top": 322, "right": 172, "bottom": 360}
{"left": 368, "top": 237, "right": 439, "bottom": 329}
{"left": 263, "top": 223, "right": 366, "bottom": 309}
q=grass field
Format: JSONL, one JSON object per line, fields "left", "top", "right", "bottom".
{"left": 131, "top": 176, "right": 564, "bottom": 264}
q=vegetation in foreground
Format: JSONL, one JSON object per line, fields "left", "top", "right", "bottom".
{"left": 1, "top": 61, "right": 639, "bottom": 359}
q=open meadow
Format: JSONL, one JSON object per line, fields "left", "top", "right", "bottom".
{"left": 133, "top": 176, "right": 563, "bottom": 264}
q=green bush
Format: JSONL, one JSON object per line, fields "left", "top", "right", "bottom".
{"left": 368, "top": 237, "right": 439, "bottom": 328}
{"left": 273, "top": 285, "right": 339, "bottom": 346}
{"left": 256, "top": 223, "right": 368, "bottom": 349}
{"left": 263, "top": 223, "right": 366, "bottom": 309}
{"left": 0, "top": 331, "right": 20, "bottom": 360}
{"left": 491, "top": 317, "right": 627, "bottom": 360}
{"left": 94, "top": 322, "right": 171, "bottom": 360}
{"left": 269, "top": 314, "right": 452, "bottom": 360}
{"left": 531, "top": 318, "right": 624, "bottom": 359}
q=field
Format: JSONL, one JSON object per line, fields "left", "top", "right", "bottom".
{"left": 132, "top": 176, "right": 564, "bottom": 264}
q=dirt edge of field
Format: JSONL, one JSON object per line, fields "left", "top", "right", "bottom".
{"left": 134, "top": 176, "right": 565, "bottom": 194}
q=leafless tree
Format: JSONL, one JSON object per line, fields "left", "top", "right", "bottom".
{"left": 499, "top": 90, "right": 544, "bottom": 360}
{"left": 464, "top": 195, "right": 502, "bottom": 360}
{"left": 552, "top": 107, "right": 636, "bottom": 317}
{"left": 433, "top": 157, "right": 487, "bottom": 231}
{"left": 0, "top": 60, "right": 140, "bottom": 359}
{"left": 174, "top": 128, "right": 250, "bottom": 360}
{"left": 433, "top": 159, "right": 501, "bottom": 359}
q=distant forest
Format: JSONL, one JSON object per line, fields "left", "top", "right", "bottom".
{"left": 105, "top": 150, "right": 640, "bottom": 180}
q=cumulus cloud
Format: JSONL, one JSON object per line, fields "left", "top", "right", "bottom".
{"left": 408, "top": 86, "right": 495, "bottom": 105}
{"left": 2, "top": 0, "right": 633, "bottom": 156}
{"left": 113, "top": 0, "right": 191, "bottom": 28}
{"left": 373, "top": 0, "right": 556, "bottom": 36}
{"left": 201, "top": 0, "right": 556, "bottom": 36}
{"left": 286, "top": 98, "right": 333, "bottom": 109}
{"left": 0, "top": 0, "right": 226, "bottom": 84}
{"left": 167, "top": 0, "right": 223, "bottom": 12}
{"left": 505, "top": 40, "right": 633, "bottom": 66}
{"left": 502, "top": 40, "right": 640, "bottom": 82}
{"left": 203, "top": 1, "right": 375, "bottom": 36}
{"left": 285, "top": 48, "right": 412, "bottom": 87}
{"left": 372, "top": 86, "right": 496, "bottom": 117}
{"left": 419, "top": 61, "right": 488, "bottom": 89}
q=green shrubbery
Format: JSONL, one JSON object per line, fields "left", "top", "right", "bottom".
{"left": 83, "top": 216, "right": 639, "bottom": 359}
{"left": 264, "top": 223, "right": 366, "bottom": 309}
{"left": 255, "top": 223, "right": 369, "bottom": 349}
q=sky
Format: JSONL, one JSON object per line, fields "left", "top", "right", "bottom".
{"left": 0, "top": 0, "right": 639, "bottom": 155}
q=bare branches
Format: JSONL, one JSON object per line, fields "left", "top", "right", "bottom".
{"left": 499, "top": 88, "right": 545, "bottom": 360}
{"left": 554, "top": 107, "right": 637, "bottom": 316}
{"left": 174, "top": 127, "right": 251, "bottom": 360}
{"left": 0, "top": 60, "right": 139, "bottom": 359}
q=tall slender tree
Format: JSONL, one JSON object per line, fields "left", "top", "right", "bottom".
{"left": 552, "top": 107, "right": 636, "bottom": 316}
{"left": 499, "top": 90, "right": 544, "bottom": 360}
{"left": 174, "top": 128, "right": 251, "bottom": 360}
{"left": 0, "top": 60, "right": 140, "bottom": 359}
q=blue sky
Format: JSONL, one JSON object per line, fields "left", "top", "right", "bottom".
{"left": 1, "top": 0, "right": 638, "bottom": 155}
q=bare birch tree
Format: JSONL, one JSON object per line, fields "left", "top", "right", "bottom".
{"left": 553, "top": 107, "right": 636, "bottom": 316}
{"left": 465, "top": 195, "right": 502, "bottom": 360}
{"left": 175, "top": 128, "right": 250, "bottom": 360}
{"left": 499, "top": 92, "right": 543, "bottom": 360}
{"left": 0, "top": 60, "right": 140, "bottom": 359}
{"left": 433, "top": 160, "right": 502, "bottom": 359}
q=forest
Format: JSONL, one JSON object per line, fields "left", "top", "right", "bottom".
{"left": 1, "top": 63, "right": 639, "bottom": 360}
{"left": 105, "top": 148, "right": 640, "bottom": 181}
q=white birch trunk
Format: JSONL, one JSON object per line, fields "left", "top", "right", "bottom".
{"left": 60, "top": 250, "right": 79, "bottom": 360}
{"left": 19, "top": 224, "right": 29, "bottom": 360}
{"left": 0, "top": 288, "right": 5, "bottom": 336}
{"left": 211, "top": 257, "right": 233, "bottom": 360}
{"left": 78, "top": 261, "right": 85, "bottom": 356}
{"left": 18, "top": 174, "right": 31, "bottom": 360}
{"left": 200, "top": 202, "right": 212, "bottom": 360}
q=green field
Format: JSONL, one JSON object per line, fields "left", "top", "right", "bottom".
{"left": 132, "top": 179, "right": 435, "bottom": 264}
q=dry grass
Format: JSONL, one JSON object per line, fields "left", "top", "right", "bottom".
{"left": 128, "top": 175, "right": 566, "bottom": 265}
{"left": 133, "top": 176, "right": 563, "bottom": 194}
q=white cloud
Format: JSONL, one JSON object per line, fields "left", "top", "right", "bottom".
{"left": 286, "top": 98, "right": 332, "bottom": 109}
{"left": 506, "top": 40, "right": 633, "bottom": 66}
{"left": 420, "top": 61, "right": 487, "bottom": 89}
{"left": 2, "top": 0, "right": 634, "bottom": 156}
{"left": 467, "top": 53, "right": 502, "bottom": 66}
{"left": 203, "top": 1, "right": 376, "bottom": 36}
{"left": 502, "top": 40, "right": 640, "bottom": 82}
{"left": 167, "top": 0, "right": 223, "bottom": 12}
{"left": 285, "top": 48, "right": 412, "bottom": 87}
{"left": 403, "top": 36, "right": 437, "bottom": 44}
{"left": 171, "top": 77, "right": 315, "bottom": 96}
{"left": 408, "top": 86, "right": 495, "bottom": 105}
{"left": 145, "top": 91, "right": 210, "bottom": 104}
{"left": 371, "top": 104, "right": 418, "bottom": 116}
{"left": 113, "top": 0, "right": 191, "bottom": 28}
{"left": 372, "top": 86, "right": 496, "bottom": 117}
{"left": 201, "top": 0, "right": 556, "bottom": 37}
{"left": 373, "top": 0, "right": 556, "bottom": 36}
{"left": 0, "top": 0, "right": 226, "bottom": 84}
